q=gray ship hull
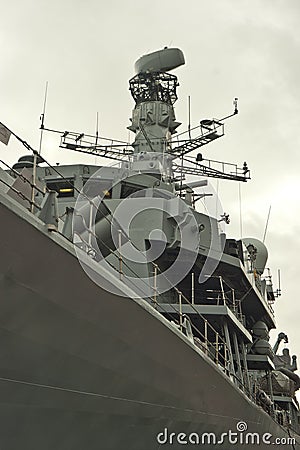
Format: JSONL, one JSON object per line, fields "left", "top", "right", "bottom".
{"left": 0, "top": 194, "right": 298, "bottom": 449}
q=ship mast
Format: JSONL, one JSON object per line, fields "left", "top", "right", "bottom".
{"left": 41, "top": 47, "right": 250, "bottom": 184}
{"left": 125, "top": 48, "right": 184, "bottom": 180}
{"left": 128, "top": 64, "right": 182, "bottom": 154}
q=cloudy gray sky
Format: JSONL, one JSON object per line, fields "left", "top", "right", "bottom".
{"left": 1, "top": 1, "right": 300, "bottom": 359}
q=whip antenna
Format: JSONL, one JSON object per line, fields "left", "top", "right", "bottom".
{"left": 188, "top": 95, "right": 191, "bottom": 139}
{"left": 263, "top": 205, "right": 272, "bottom": 243}
{"left": 39, "top": 81, "right": 48, "bottom": 155}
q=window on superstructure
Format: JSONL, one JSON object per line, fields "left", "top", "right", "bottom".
{"left": 120, "top": 182, "right": 145, "bottom": 198}
{"left": 82, "top": 178, "right": 112, "bottom": 199}
{"left": 46, "top": 179, "right": 74, "bottom": 198}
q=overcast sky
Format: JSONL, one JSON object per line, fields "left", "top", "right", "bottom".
{"left": 1, "top": 0, "right": 300, "bottom": 360}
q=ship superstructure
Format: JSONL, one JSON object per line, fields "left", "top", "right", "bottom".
{"left": 0, "top": 48, "right": 299, "bottom": 449}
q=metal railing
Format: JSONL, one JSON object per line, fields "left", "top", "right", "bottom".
{"left": 193, "top": 275, "right": 246, "bottom": 326}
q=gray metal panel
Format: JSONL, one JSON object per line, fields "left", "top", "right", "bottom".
{"left": 246, "top": 355, "right": 275, "bottom": 371}
{"left": 0, "top": 167, "right": 13, "bottom": 194}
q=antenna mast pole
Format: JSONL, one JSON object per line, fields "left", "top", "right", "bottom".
{"left": 278, "top": 269, "right": 281, "bottom": 296}
{"left": 95, "top": 112, "right": 99, "bottom": 146}
{"left": 39, "top": 81, "right": 48, "bottom": 155}
{"left": 31, "top": 81, "right": 48, "bottom": 213}
{"left": 263, "top": 205, "right": 272, "bottom": 243}
{"left": 188, "top": 95, "right": 191, "bottom": 140}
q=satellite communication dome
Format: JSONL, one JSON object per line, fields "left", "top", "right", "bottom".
{"left": 242, "top": 237, "right": 268, "bottom": 275}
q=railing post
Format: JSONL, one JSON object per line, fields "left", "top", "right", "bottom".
{"left": 223, "top": 320, "right": 235, "bottom": 380}
{"left": 224, "top": 344, "right": 228, "bottom": 374}
{"left": 233, "top": 331, "right": 244, "bottom": 391}
{"left": 191, "top": 272, "right": 195, "bottom": 305}
{"left": 232, "top": 288, "right": 237, "bottom": 314}
{"left": 118, "top": 229, "right": 123, "bottom": 280}
{"left": 30, "top": 152, "right": 38, "bottom": 213}
{"left": 241, "top": 342, "right": 251, "bottom": 394}
{"left": 88, "top": 201, "right": 93, "bottom": 247}
{"left": 215, "top": 332, "right": 219, "bottom": 365}
{"left": 153, "top": 264, "right": 157, "bottom": 306}
{"left": 179, "top": 291, "right": 183, "bottom": 331}
{"left": 204, "top": 319, "right": 208, "bottom": 355}
{"left": 268, "top": 370, "right": 274, "bottom": 406}
{"left": 219, "top": 276, "right": 226, "bottom": 304}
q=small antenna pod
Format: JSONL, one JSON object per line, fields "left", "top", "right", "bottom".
{"left": 233, "top": 97, "right": 238, "bottom": 114}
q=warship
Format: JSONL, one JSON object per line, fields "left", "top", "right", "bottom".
{"left": 0, "top": 47, "right": 299, "bottom": 449}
